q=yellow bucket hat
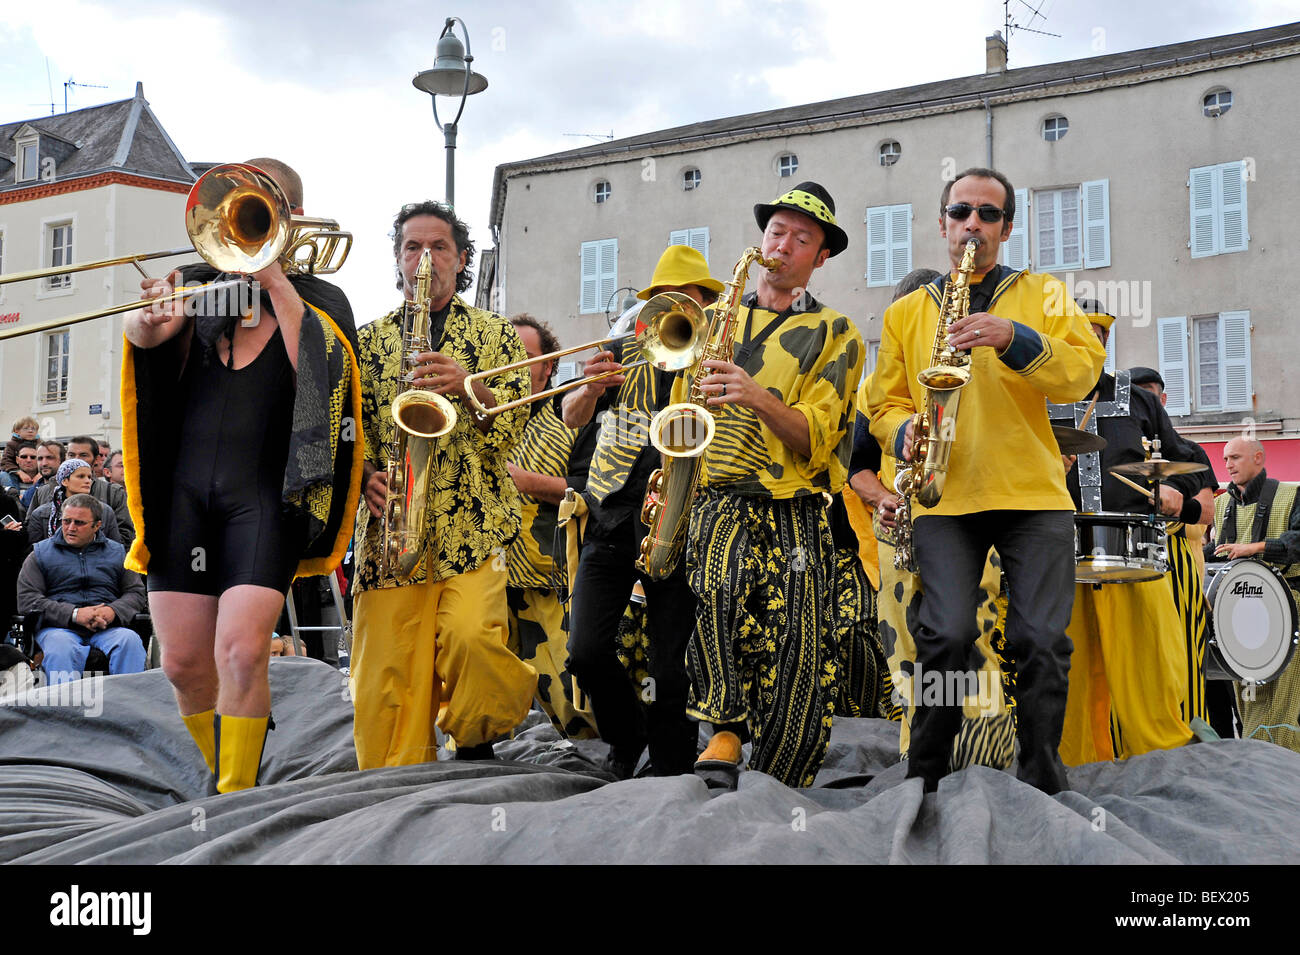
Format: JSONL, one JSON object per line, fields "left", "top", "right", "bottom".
{"left": 637, "top": 245, "right": 725, "bottom": 300}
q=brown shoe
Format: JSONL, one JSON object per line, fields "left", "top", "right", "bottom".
{"left": 695, "top": 730, "right": 742, "bottom": 768}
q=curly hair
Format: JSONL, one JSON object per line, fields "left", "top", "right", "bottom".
{"left": 391, "top": 201, "right": 475, "bottom": 293}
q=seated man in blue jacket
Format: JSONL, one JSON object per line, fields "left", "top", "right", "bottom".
{"left": 15, "top": 493, "right": 147, "bottom": 684}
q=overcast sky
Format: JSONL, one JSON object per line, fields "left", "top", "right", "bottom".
{"left": 3, "top": 0, "right": 1298, "bottom": 322}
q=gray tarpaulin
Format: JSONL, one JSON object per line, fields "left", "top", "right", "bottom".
{"left": 1, "top": 657, "right": 1298, "bottom": 864}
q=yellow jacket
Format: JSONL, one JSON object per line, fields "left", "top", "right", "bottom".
{"left": 867, "top": 267, "right": 1104, "bottom": 517}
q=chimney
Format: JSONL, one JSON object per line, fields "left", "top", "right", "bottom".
{"left": 986, "top": 31, "right": 1007, "bottom": 73}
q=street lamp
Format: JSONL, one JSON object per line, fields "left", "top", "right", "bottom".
{"left": 412, "top": 17, "right": 489, "bottom": 208}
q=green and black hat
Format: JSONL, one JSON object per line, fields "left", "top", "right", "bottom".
{"left": 753, "top": 181, "right": 848, "bottom": 258}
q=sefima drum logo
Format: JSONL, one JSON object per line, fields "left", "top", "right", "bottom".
{"left": 1229, "top": 579, "right": 1265, "bottom": 597}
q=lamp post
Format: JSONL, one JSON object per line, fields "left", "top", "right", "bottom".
{"left": 412, "top": 17, "right": 488, "bottom": 208}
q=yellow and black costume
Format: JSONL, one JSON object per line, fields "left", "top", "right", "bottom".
{"left": 869, "top": 266, "right": 1105, "bottom": 793}
{"left": 505, "top": 393, "right": 599, "bottom": 738}
{"left": 350, "top": 296, "right": 536, "bottom": 768}
{"left": 685, "top": 291, "right": 863, "bottom": 788}
{"left": 1214, "top": 470, "right": 1300, "bottom": 751}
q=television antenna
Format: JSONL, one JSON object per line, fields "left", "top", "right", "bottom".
{"left": 1003, "top": 0, "right": 1060, "bottom": 65}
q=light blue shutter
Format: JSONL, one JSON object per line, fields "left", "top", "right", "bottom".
{"left": 1219, "top": 162, "right": 1248, "bottom": 254}
{"left": 1189, "top": 166, "right": 1216, "bottom": 257}
{"left": 865, "top": 206, "right": 889, "bottom": 286}
{"left": 1082, "top": 179, "right": 1110, "bottom": 269}
{"left": 598, "top": 239, "right": 618, "bottom": 314}
{"left": 1157, "top": 316, "right": 1190, "bottom": 416}
{"left": 889, "top": 205, "right": 911, "bottom": 283}
{"left": 1220, "top": 310, "right": 1252, "bottom": 411}
{"left": 1104, "top": 327, "right": 1115, "bottom": 375}
{"left": 689, "top": 227, "right": 708, "bottom": 262}
{"left": 580, "top": 241, "right": 599, "bottom": 313}
{"left": 1001, "top": 188, "right": 1029, "bottom": 269}
{"left": 668, "top": 229, "right": 689, "bottom": 247}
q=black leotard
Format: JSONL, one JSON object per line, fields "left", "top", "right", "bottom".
{"left": 146, "top": 326, "right": 297, "bottom": 595}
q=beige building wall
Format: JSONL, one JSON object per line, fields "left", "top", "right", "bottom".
{"left": 492, "top": 40, "right": 1298, "bottom": 438}
{"left": 0, "top": 182, "right": 188, "bottom": 448}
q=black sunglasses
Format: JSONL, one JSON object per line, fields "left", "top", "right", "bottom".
{"left": 945, "top": 203, "right": 1007, "bottom": 223}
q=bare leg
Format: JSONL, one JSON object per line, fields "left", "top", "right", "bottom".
{"left": 213, "top": 584, "right": 284, "bottom": 716}
{"left": 150, "top": 591, "right": 219, "bottom": 715}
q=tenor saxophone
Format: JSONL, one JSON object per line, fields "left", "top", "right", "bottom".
{"left": 893, "top": 239, "right": 976, "bottom": 572}
{"left": 380, "top": 250, "right": 457, "bottom": 585}
{"left": 636, "top": 247, "right": 777, "bottom": 579}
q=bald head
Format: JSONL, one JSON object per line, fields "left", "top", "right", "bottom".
{"left": 245, "top": 157, "right": 303, "bottom": 213}
{"left": 1223, "top": 436, "right": 1265, "bottom": 489}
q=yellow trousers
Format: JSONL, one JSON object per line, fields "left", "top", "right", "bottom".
{"left": 1060, "top": 577, "right": 1193, "bottom": 765}
{"left": 350, "top": 559, "right": 537, "bottom": 769}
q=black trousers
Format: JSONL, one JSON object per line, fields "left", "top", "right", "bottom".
{"left": 567, "top": 517, "right": 697, "bottom": 775}
{"left": 910, "top": 510, "right": 1075, "bottom": 794}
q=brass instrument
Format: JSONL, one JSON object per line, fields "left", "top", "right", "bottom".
{"left": 461, "top": 293, "right": 706, "bottom": 418}
{"left": 893, "top": 239, "right": 977, "bottom": 572}
{"left": 0, "top": 162, "right": 351, "bottom": 341}
{"left": 636, "top": 247, "right": 777, "bottom": 579}
{"left": 380, "top": 251, "right": 458, "bottom": 584}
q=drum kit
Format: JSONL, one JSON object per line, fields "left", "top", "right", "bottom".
{"left": 1055, "top": 425, "right": 1299, "bottom": 685}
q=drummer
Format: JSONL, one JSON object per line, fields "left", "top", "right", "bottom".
{"left": 1048, "top": 299, "right": 1209, "bottom": 764}
{"left": 1212, "top": 437, "right": 1300, "bottom": 752}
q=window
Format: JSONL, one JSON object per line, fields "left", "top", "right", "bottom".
{"left": 1035, "top": 188, "right": 1081, "bottom": 271}
{"left": 1004, "top": 181, "right": 1109, "bottom": 271}
{"left": 1203, "top": 89, "right": 1233, "bottom": 117}
{"left": 867, "top": 340, "right": 880, "bottom": 375}
{"left": 580, "top": 238, "right": 617, "bottom": 314}
{"left": 1157, "top": 311, "right": 1251, "bottom": 415}
{"left": 43, "top": 329, "right": 70, "bottom": 404}
{"left": 44, "top": 221, "right": 73, "bottom": 291}
{"left": 878, "top": 140, "right": 901, "bottom": 166}
{"left": 1189, "top": 161, "right": 1248, "bottom": 258}
{"left": 0, "top": 228, "right": 4, "bottom": 302}
{"left": 682, "top": 167, "right": 701, "bottom": 191}
{"left": 592, "top": 180, "right": 611, "bottom": 204}
{"left": 1041, "top": 115, "right": 1069, "bottom": 142}
{"left": 1104, "top": 326, "right": 1115, "bottom": 376}
{"left": 777, "top": 153, "right": 798, "bottom": 177}
{"left": 17, "top": 138, "right": 38, "bottom": 182}
{"left": 669, "top": 227, "right": 709, "bottom": 265}
{"left": 865, "top": 204, "right": 911, "bottom": 287}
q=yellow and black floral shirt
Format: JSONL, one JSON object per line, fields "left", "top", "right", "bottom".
{"left": 354, "top": 296, "right": 529, "bottom": 590}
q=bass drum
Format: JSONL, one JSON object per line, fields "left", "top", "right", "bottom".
{"left": 1074, "top": 512, "right": 1167, "bottom": 584}
{"left": 1204, "top": 559, "right": 1299, "bottom": 684}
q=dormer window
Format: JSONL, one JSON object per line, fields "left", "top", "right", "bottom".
{"left": 17, "top": 137, "right": 39, "bottom": 182}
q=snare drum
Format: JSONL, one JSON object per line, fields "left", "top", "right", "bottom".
{"left": 1074, "top": 512, "right": 1168, "bottom": 584}
{"left": 1204, "top": 558, "right": 1299, "bottom": 684}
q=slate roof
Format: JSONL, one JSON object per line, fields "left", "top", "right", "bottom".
{"left": 0, "top": 82, "right": 194, "bottom": 192}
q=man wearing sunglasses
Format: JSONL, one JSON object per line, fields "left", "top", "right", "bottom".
{"left": 868, "top": 167, "right": 1105, "bottom": 795}
{"left": 16, "top": 494, "right": 147, "bottom": 684}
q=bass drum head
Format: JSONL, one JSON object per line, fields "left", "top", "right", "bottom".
{"left": 1206, "top": 558, "right": 1299, "bottom": 683}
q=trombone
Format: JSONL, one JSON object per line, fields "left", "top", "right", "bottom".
{"left": 462, "top": 292, "right": 707, "bottom": 418}
{"left": 0, "top": 162, "right": 351, "bottom": 342}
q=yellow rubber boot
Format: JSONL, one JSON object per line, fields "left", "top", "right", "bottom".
{"left": 213, "top": 714, "right": 271, "bottom": 794}
{"left": 181, "top": 709, "right": 217, "bottom": 775}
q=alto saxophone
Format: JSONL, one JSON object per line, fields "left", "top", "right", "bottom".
{"left": 893, "top": 239, "right": 976, "bottom": 572}
{"left": 380, "top": 250, "right": 458, "bottom": 585}
{"left": 636, "top": 247, "right": 778, "bottom": 579}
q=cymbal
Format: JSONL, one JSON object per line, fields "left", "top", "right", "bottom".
{"left": 1110, "top": 458, "right": 1209, "bottom": 479}
{"left": 1053, "top": 425, "right": 1107, "bottom": 456}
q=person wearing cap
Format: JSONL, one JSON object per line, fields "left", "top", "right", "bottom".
{"left": 562, "top": 243, "right": 723, "bottom": 778}
{"left": 676, "top": 181, "right": 862, "bottom": 788}
{"left": 868, "top": 167, "right": 1105, "bottom": 795}
{"left": 1047, "top": 300, "right": 1211, "bottom": 763}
